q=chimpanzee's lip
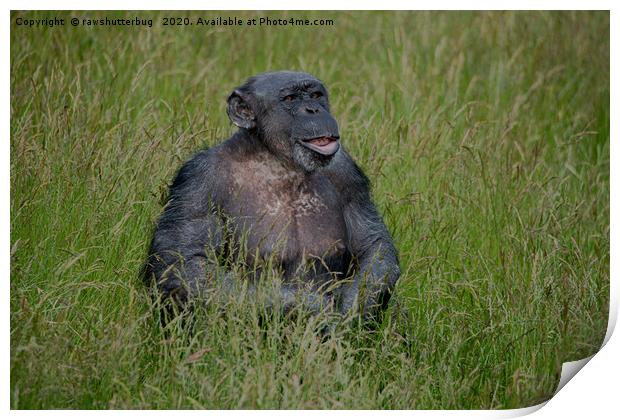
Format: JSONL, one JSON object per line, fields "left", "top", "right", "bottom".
{"left": 300, "top": 136, "right": 340, "bottom": 156}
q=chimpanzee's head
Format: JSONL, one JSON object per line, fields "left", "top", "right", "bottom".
{"left": 227, "top": 71, "right": 340, "bottom": 172}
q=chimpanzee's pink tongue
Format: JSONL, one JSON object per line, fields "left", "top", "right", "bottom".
{"left": 309, "top": 137, "right": 332, "bottom": 146}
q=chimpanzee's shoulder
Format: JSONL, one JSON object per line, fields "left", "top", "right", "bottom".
{"left": 169, "top": 149, "right": 212, "bottom": 190}
{"left": 321, "top": 147, "right": 371, "bottom": 199}
{"left": 168, "top": 139, "right": 237, "bottom": 201}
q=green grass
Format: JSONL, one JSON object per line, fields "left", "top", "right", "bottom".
{"left": 10, "top": 10, "right": 609, "bottom": 409}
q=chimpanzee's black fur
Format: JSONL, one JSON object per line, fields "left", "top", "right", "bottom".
{"left": 144, "top": 71, "right": 400, "bottom": 321}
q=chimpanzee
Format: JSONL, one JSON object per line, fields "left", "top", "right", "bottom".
{"left": 144, "top": 71, "right": 400, "bottom": 323}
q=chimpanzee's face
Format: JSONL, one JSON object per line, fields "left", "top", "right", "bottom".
{"left": 227, "top": 71, "right": 341, "bottom": 172}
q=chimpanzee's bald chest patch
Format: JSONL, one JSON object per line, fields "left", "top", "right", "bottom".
{"left": 223, "top": 151, "right": 349, "bottom": 277}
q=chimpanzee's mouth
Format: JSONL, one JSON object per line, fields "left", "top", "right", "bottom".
{"left": 300, "top": 136, "right": 340, "bottom": 156}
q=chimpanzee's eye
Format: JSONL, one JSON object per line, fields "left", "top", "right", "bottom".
{"left": 310, "top": 91, "right": 323, "bottom": 99}
{"left": 283, "top": 94, "right": 295, "bottom": 102}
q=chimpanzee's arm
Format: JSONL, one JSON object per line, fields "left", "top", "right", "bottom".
{"left": 143, "top": 150, "right": 227, "bottom": 307}
{"left": 341, "top": 196, "right": 400, "bottom": 319}
{"left": 326, "top": 151, "right": 401, "bottom": 320}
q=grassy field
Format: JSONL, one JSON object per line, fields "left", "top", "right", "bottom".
{"left": 10, "top": 11, "right": 609, "bottom": 409}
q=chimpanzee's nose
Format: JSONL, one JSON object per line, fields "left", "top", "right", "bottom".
{"left": 303, "top": 104, "right": 320, "bottom": 114}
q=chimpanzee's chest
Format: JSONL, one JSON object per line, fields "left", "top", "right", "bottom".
{"left": 223, "top": 157, "right": 349, "bottom": 276}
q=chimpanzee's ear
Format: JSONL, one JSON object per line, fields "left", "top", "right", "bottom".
{"left": 226, "top": 89, "right": 256, "bottom": 129}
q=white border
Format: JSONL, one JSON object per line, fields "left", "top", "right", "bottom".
{"left": 1, "top": 1, "right": 618, "bottom": 11}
